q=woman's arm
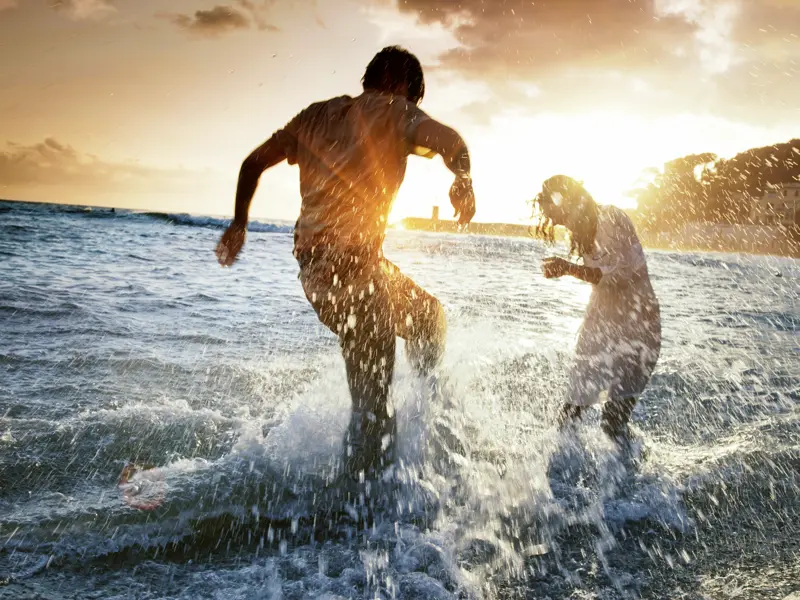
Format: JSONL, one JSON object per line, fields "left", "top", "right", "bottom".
{"left": 542, "top": 257, "right": 602, "bottom": 284}
{"left": 566, "top": 262, "right": 602, "bottom": 285}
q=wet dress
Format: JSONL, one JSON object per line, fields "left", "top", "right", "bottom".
{"left": 566, "top": 205, "right": 661, "bottom": 407}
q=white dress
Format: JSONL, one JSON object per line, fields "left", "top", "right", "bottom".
{"left": 566, "top": 205, "right": 661, "bottom": 407}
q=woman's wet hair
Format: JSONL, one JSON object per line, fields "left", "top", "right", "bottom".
{"left": 531, "top": 191, "right": 556, "bottom": 246}
{"left": 532, "top": 175, "right": 598, "bottom": 258}
{"left": 362, "top": 46, "right": 425, "bottom": 105}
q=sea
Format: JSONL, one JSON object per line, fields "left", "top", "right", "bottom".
{"left": 0, "top": 200, "right": 798, "bottom": 599}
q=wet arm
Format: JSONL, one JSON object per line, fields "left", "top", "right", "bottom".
{"left": 567, "top": 263, "right": 603, "bottom": 285}
{"left": 412, "top": 119, "right": 471, "bottom": 178}
{"left": 571, "top": 209, "right": 645, "bottom": 286}
{"left": 233, "top": 137, "right": 287, "bottom": 225}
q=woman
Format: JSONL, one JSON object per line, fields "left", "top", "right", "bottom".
{"left": 534, "top": 175, "right": 661, "bottom": 442}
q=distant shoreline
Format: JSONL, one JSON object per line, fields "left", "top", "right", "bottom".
{"left": 3, "top": 199, "right": 797, "bottom": 258}
{"left": 396, "top": 217, "right": 800, "bottom": 259}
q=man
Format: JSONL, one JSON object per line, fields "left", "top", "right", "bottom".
{"left": 215, "top": 46, "right": 476, "bottom": 479}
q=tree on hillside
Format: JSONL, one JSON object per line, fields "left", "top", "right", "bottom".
{"left": 630, "top": 139, "right": 800, "bottom": 230}
{"left": 629, "top": 153, "right": 716, "bottom": 232}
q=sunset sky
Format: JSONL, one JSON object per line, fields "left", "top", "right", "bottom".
{"left": 1, "top": 0, "right": 799, "bottom": 223}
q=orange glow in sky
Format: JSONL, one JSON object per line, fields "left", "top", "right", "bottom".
{"left": 1, "top": 0, "right": 798, "bottom": 223}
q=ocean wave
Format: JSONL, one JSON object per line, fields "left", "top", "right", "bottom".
{"left": 0, "top": 201, "right": 293, "bottom": 232}
{"left": 138, "top": 212, "right": 293, "bottom": 233}
{"left": 0, "top": 223, "right": 36, "bottom": 232}
{"left": 52, "top": 205, "right": 97, "bottom": 214}
{"left": 0, "top": 300, "right": 86, "bottom": 318}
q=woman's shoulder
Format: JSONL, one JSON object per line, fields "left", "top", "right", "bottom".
{"left": 598, "top": 204, "right": 635, "bottom": 230}
{"left": 598, "top": 203, "right": 628, "bottom": 219}
{"left": 595, "top": 205, "right": 641, "bottom": 250}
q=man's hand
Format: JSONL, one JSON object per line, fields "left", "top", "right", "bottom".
{"left": 450, "top": 176, "right": 476, "bottom": 226}
{"left": 542, "top": 256, "right": 570, "bottom": 279}
{"left": 216, "top": 222, "right": 247, "bottom": 267}
{"left": 412, "top": 120, "right": 474, "bottom": 225}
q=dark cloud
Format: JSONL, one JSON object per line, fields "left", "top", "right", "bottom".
{"left": 161, "top": 5, "right": 250, "bottom": 37}
{"left": 405, "top": 0, "right": 799, "bottom": 71}
{"left": 397, "top": 0, "right": 800, "bottom": 123}
{"left": 401, "top": 0, "right": 692, "bottom": 77}
{"left": 0, "top": 138, "right": 230, "bottom": 209}
{"left": 159, "top": 1, "right": 278, "bottom": 38}
{"left": 0, "top": 138, "right": 193, "bottom": 188}
{"left": 50, "top": 0, "right": 116, "bottom": 20}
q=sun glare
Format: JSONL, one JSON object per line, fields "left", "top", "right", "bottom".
{"left": 392, "top": 113, "right": 649, "bottom": 225}
{"left": 484, "top": 111, "right": 668, "bottom": 212}
{"left": 270, "top": 106, "right": 785, "bottom": 228}
{"left": 388, "top": 108, "right": 773, "bottom": 225}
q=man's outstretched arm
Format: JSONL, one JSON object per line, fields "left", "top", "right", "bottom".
{"left": 411, "top": 119, "right": 475, "bottom": 224}
{"left": 216, "top": 137, "right": 288, "bottom": 267}
{"left": 412, "top": 119, "right": 470, "bottom": 176}
{"left": 233, "top": 138, "right": 289, "bottom": 225}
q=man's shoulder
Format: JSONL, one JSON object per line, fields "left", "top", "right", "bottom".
{"left": 298, "top": 93, "right": 424, "bottom": 128}
{"left": 353, "top": 91, "right": 426, "bottom": 116}
{"left": 302, "top": 95, "right": 354, "bottom": 114}
{"left": 285, "top": 96, "right": 354, "bottom": 133}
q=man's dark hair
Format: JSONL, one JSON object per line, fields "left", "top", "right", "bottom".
{"left": 362, "top": 46, "right": 425, "bottom": 104}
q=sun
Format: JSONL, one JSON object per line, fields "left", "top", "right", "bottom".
{"left": 388, "top": 111, "right": 656, "bottom": 225}
{"left": 386, "top": 108, "right": 753, "bottom": 226}
{"left": 483, "top": 111, "right": 660, "bottom": 211}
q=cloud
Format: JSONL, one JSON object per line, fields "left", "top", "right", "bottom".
{"left": 362, "top": 3, "right": 460, "bottom": 52}
{"left": 393, "top": 0, "right": 777, "bottom": 78}
{"left": 734, "top": 0, "right": 800, "bottom": 43}
{"left": 388, "top": 0, "right": 800, "bottom": 124}
{"left": 0, "top": 138, "right": 200, "bottom": 189}
{"left": 164, "top": 5, "right": 250, "bottom": 37}
{"left": 656, "top": 0, "right": 742, "bottom": 74}
{"left": 50, "top": 0, "right": 116, "bottom": 20}
{"left": 0, "top": 138, "right": 234, "bottom": 211}
{"left": 396, "top": 0, "right": 693, "bottom": 77}
{"left": 159, "top": 1, "right": 278, "bottom": 38}
{"left": 237, "top": 0, "right": 280, "bottom": 31}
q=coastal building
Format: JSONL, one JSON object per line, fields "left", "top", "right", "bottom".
{"left": 750, "top": 182, "right": 800, "bottom": 226}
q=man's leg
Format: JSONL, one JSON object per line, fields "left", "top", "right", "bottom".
{"left": 300, "top": 255, "right": 397, "bottom": 477}
{"left": 558, "top": 403, "right": 584, "bottom": 429}
{"left": 382, "top": 260, "right": 446, "bottom": 376}
{"left": 382, "top": 260, "right": 468, "bottom": 462}
{"left": 339, "top": 273, "right": 397, "bottom": 477}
